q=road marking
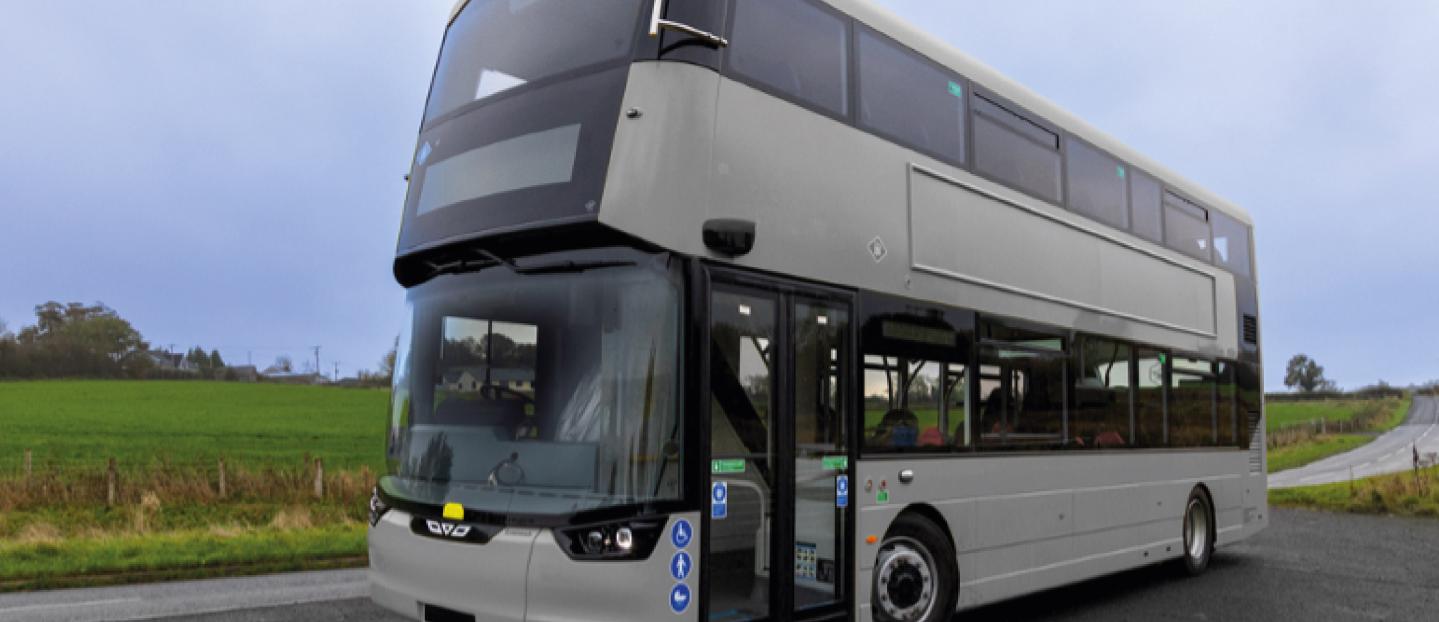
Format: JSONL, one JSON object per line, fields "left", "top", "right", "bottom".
{"left": 0, "top": 597, "right": 141, "bottom": 614}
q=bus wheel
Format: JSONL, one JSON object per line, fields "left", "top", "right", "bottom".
{"left": 873, "top": 514, "right": 956, "bottom": 622}
{"left": 1181, "top": 487, "right": 1214, "bottom": 576}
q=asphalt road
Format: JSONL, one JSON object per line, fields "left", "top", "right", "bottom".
{"left": 7, "top": 508, "right": 1439, "bottom": 622}
{"left": 1269, "top": 395, "right": 1439, "bottom": 488}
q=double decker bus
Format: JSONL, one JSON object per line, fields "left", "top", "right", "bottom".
{"left": 368, "top": 1, "right": 1266, "bottom": 621}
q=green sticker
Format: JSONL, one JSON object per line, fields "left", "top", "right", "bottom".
{"left": 821, "top": 455, "right": 848, "bottom": 471}
{"left": 877, "top": 489, "right": 890, "bottom": 504}
{"left": 712, "top": 459, "right": 746, "bottom": 474}
{"left": 1117, "top": 165, "right": 1127, "bottom": 179}
{"left": 947, "top": 81, "right": 964, "bottom": 98}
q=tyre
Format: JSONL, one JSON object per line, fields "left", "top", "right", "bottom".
{"left": 873, "top": 513, "right": 957, "bottom": 622}
{"left": 1181, "top": 487, "right": 1214, "bottom": 576}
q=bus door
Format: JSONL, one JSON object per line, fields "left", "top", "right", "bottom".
{"left": 704, "top": 271, "right": 853, "bottom": 621}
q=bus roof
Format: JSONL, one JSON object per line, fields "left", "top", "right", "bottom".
{"left": 831, "top": 0, "right": 1253, "bottom": 226}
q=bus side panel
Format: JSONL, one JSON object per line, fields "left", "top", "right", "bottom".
{"left": 854, "top": 451, "right": 1258, "bottom": 613}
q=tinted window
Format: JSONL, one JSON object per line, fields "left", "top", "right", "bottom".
{"left": 1066, "top": 138, "right": 1129, "bottom": 229}
{"left": 1070, "top": 337, "right": 1132, "bottom": 448}
{"left": 1235, "top": 361, "right": 1262, "bottom": 450}
{"left": 1169, "top": 357, "right": 1216, "bottom": 446}
{"left": 857, "top": 28, "right": 965, "bottom": 164}
{"left": 1217, "top": 361, "right": 1238, "bottom": 446}
{"left": 973, "top": 95, "right": 1062, "bottom": 204}
{"left": 424, "top": 0, "right": 642, "bottom": 122}
{"left": 729, "top": 0, "right": 849, "bottom": 116}
{"left": 1211, "top": 210, "right": 1253, "bottom": 278}
{"left": 1164, "top": 193, "right": 1212, "bottom": 262}
{"left": 863, "top": 355, "right": 947, "bottom": 451}
{"left": 1130, "top": 170, "right": 1163, "bottom": 243}
{"left": 1134, "top": 348, "right": 1165, "bottom": 447}
{"left": 976, "top": 320, "right": 1065, "bottom": 450}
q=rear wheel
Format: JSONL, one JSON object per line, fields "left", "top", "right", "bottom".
{"left": 1181, "top": 487, "right": 1214, "bottom": 576}
{"left": 873, "top": 514, "right": 956, "bottom": 622}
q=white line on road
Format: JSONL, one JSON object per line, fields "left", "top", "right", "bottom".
{"left": 0, "top": 598, "right": 141, "bottom": 614}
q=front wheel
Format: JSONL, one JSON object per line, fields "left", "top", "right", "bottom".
{"left": 1181, "top": 487, "right": 1214, "bottom": 576}
{"left": 873, "top": 514, "right": 956, "bottom": 622}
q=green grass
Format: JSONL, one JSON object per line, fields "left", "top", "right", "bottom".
{"left": 1270, "top": 466, "right": 1439, "bottom": 518}
{"left": 1383, "top": 396, "right": 1413, "bottom": 430}
{"left": 1267, "top": 434, "right": 1371, "bottom": 473}
{"left": 0, "top": 380, "right": 382, "bottom": 589}
{"left": 0, "top": 380, "right": 388, "bottom": 473}
{"left": 1267, "top": 400, "right": 1371, "bottom": 431}
{"left": 0, "top": 522, "right": 367, "bottom": 591}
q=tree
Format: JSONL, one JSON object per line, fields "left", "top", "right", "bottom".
{"left": 273, "top": 355, "right": 294, "bottom": 373}
{"left": 9, "top": 301, "right": 148, "bottom": 378}
{"left": 379, "top": 337, "right": 398, "bottom": 381}
{"left": 1283, "top": 354, "right": 1333, "bottom": 393}
{"left": 209, "top": 349, "right": 225, "bottom": 371}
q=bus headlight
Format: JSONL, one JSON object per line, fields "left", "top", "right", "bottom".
{"left": 556, "top": 519, "right": 663, "bottom": 561}
{"left": 369, "top": 488, "right": 391, "bottom": 526}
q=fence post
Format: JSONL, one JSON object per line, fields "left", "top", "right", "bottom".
{"left": 106, "top": 457, "right": 117, "bottom": 507}
{"left": 218, "top": 457, "right": 228, "bottom": 499}
{"left": 313, "top": 457, "right": 324, "bottom": 499}
{"left": 1321, "top": 417, "right": 1326, "bottom": 435}
{"left": 23, "top": 449, "right": 31, "bottom": 483}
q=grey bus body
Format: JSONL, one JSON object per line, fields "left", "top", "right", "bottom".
{"left": 370, "top": 1, "right": 1266, "bottom": 621}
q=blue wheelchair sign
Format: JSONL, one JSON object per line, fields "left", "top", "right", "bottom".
{"left": 670, "top": 519, "right": 693, "bottom": 549}
{"left": 711, "top": 481, "right": 729, "bottom": 520}
{"left": 836, "top": 475, "right": 849, "bottom": 508}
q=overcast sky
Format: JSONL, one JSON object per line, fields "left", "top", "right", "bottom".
{"left": 3, "top": 1, "right": 1437, "bottom": 388}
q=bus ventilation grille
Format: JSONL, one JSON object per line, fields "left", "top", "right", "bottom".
{"left": 1242, "top": 314, "right": 1258, "bottom": 345}
{"left": 1247, "top": 411, "right": 1263, "bottom": 473}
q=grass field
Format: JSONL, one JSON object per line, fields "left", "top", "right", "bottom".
{"left": 1266, "top": 398, "right": 1408, "bottom": 432}
{"left": 1267, "top": 434, "right": 1371, "bottom": 473}
{"left": 0, "top": 380, "right": 384, "bottom": 590}
{"left": 0, "top": 380, "right": 388, "bottom": 473}
{"left": 1271, "top": 466, "right": 1439, "bottom": 518}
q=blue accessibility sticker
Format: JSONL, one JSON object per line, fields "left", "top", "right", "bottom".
{"left": 836, "top": 474, "right": 849, "bottom": 509}
{"left": 669, "top": 583, "right": 692, "bottom": 614}
{"left": 711, "top": 481, "right": 729, "bottom": 520}
{"left": 671, "top": 519, "right": 693, "bottom": 549}
{"left": 670, "top": 551, "right": 693, "bottom": 581}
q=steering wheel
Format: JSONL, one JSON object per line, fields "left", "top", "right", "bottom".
{"left": 487, "top": 452, "right": 525, "bottom": 487}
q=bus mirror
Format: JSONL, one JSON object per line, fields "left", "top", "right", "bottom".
{"left": 703, "top": 219, "right": 756, "bottom": 257}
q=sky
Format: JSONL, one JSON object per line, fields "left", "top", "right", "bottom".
{"left": 2, "top": 1, "right": 1437, "bottom": 388}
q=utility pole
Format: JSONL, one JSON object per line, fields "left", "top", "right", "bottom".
{"left": 312, "top": 346, "right": 321, "bottom": 377}
{"left": 333, "top": 361, "right": 340, "bottom": 382}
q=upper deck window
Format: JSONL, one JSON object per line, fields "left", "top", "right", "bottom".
{"left": 1163, "top": 192, "right": 1212, "bottom": 263}
{"left": 1130, "top": 169, "right": 1163, "bottom": 243}
{"left": 728, "top": 0, "right": 850, "bottom": 117}
{"left": 1066, "top": 138, "right": 1129, "bottom": 230}
{"left": 423, "top": 0, "right": 642, "bottom": 123}
{"left": 856, "top": 27, "right": 966, "bottom": 165}
{"left": 973, "top": 94, "right": 1063, "bottom": 204}
{"left": 1211, "top": 209, "right": 1252, "bottom": 278}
